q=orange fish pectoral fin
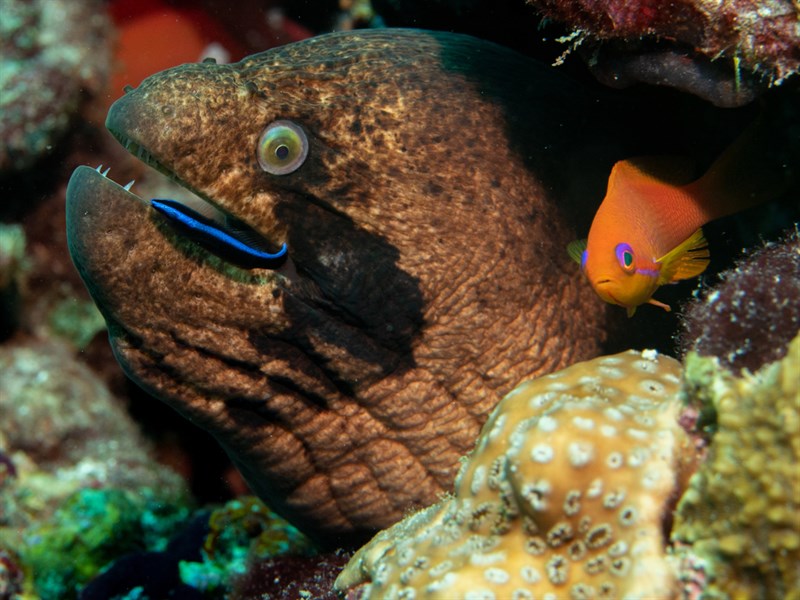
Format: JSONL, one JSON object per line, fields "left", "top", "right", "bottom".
{"left": 656, "top": 228, "right": 710, "bottom": 285}
{"left": 566, "top": 238, "right": 587, "bottom": 266}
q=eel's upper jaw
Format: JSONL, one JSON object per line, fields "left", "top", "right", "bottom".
{"left": 107, "top": 125, "right": 210, "bottom": 207}
{"left": 105, "top": 89, "right": 235, "bottom": 217}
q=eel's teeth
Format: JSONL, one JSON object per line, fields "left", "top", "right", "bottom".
{"left": 123, "top": 180, "right": 135, "bottom": 191}
{"left": 101, "top": 167, "right": 111, "bottom": 177}
{"left": 95, "top": 164, "right": 104, "bottom": 172}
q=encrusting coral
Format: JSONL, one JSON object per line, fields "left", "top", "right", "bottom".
{"left": 335, "top": 349, "right": 695, "bottom": 599}
{"left": 672, "top": 331, "right": 800, "bottom": 599}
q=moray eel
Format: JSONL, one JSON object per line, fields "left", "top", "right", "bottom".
{"left": 66, "top": 29, "right": 614, "bottom": 546}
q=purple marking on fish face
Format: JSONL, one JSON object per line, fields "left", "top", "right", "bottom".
{"left": 580, "top": 250, "right": 588, "bottom": 272}
{"left": 635, "top": 267, "right": 660, "bottom": 278}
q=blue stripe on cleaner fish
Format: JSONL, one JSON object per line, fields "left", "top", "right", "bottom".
{"left": 150, "top": 198, "right": 288, "bottom": 269}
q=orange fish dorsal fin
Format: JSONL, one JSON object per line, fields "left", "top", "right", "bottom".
{"left": 612, "top": 156, "right": 698, "bottom": 188}
{"left": 655, "top": 228, "right": 710, "bottom": 284}
{"left": 566, "top": 238, "right": 587, "bottom": 265}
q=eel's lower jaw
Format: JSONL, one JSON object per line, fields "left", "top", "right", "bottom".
{"left": 89, "top": 163, "right": 147, "bottom": 204}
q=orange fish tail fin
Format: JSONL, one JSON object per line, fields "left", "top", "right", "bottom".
{"left": 656, "top": 228, "right": 710, "bottom": 284}
{"left": 690, "top": 113, "right": 796, "bottom": 221}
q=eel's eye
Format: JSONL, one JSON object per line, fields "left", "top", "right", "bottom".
{"left": 257, "top": 120, "right": 308, "bottom": 175}
{"left": 615, "top": 243, "right": 635, "bottom": 273}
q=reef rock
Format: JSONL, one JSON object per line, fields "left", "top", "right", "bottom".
{"left": 0, "top": 0, "right": 111, "bottom": 171}
{"left": 0, "top": 339, "right": 187, "bottom": 526}
{"left": 527, "top": 0, "right": 800, "bottom": 106}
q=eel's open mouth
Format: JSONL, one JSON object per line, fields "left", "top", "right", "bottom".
{"left": 101, "top": 128, "right": 289, "bottom": 270}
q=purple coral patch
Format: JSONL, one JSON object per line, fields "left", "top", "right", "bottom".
{"left": 680, "top": 230, "right": 800, "bottom": 372}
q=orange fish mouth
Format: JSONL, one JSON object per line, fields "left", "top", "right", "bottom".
{"left": 606, "top": 291, "right": 626, "bottom": 307}
{"left": 597, "top": 279, "right": 629, "bottom": 308}
{"left": 595, "top": 282, "right": 627, "bottom": 308}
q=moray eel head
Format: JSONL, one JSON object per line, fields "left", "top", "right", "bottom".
{"left": 66, "top": 29, "right": 608, "bottom": 546}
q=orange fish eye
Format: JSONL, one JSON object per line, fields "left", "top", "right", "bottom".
{"left": 615, "top": 243, "right": 636, "bottom": 273}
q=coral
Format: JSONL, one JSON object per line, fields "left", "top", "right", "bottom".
{"left": 672, "top": 332, "right": 800, "bottom": 599}
{"left": 335, "top": 349, "right": 694, "bottom": 598}
{"left": 680, "top": 230, "right": 800, "bottom": 372}
{"left": 526, "top": 0, "right": 799, "bottom": 105}
{"left": 204, "top": 496, "right": 313, "bottom": 559}
{"left": 0, "top": 0, "right": 111, "bottom": 171}
{"left": 179, "top": 496, "right": 313, "bottom": 595}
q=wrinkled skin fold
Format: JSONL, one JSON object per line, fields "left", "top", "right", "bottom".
{"left": 66, "top": 29, "right": 614, "bottom": 546}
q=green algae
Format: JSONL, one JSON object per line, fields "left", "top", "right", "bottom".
{"left": 22, "top": 488, "right": 141, "bottom": 598}
{"left": 16, "top": 487, "right": 190, "bottom": 600}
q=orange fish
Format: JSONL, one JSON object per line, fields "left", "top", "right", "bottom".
{"left": 568, "top": 116, "right": 790, "bottom": 317}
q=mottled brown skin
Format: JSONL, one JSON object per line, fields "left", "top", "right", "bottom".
{"left": 67, "top": 29, "right": 612, "bottom": 546}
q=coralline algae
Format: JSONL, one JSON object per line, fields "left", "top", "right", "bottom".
{"left": 526, "top": 0, "right": 799, "bottom": 104}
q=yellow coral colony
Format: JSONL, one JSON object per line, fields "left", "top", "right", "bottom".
{"left": 673, "top": 332, "right": 800, "bottom": 599}
{"left": 336, "top": 350, "right": 695, "bottom": 599}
